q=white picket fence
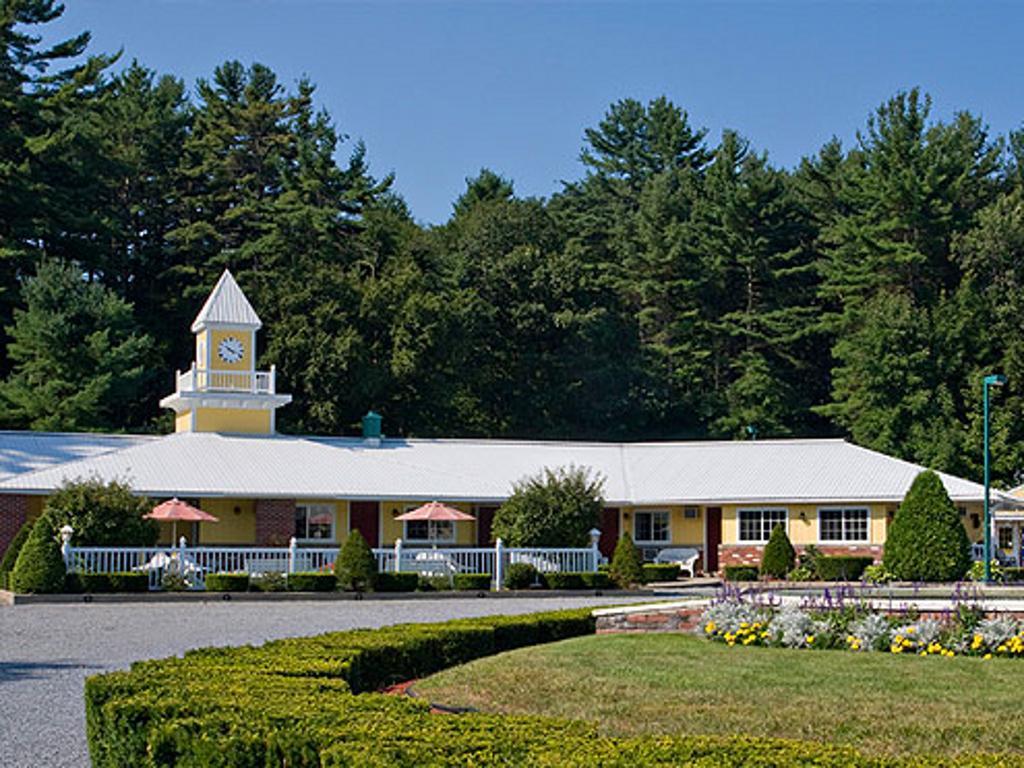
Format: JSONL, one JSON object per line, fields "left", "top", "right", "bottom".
{"left": 61, "top": 528, "right": 601, "bottom": 591}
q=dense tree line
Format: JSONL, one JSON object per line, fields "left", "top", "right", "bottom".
{"left": 2, "top": 3, "right": 1023, "bottom": 485}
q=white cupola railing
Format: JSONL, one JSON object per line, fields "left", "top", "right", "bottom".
{"left": 175, "top": 363, "right": 277, "bottom": 395}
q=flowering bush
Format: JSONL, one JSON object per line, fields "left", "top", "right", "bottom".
{"left": 701, "top": 593, "right": 1024, "bottom": 661}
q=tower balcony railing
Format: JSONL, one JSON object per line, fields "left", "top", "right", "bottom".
{"left": 175, "top": 363, "right": 277, "bottom": 395}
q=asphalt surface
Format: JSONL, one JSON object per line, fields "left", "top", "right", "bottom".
{"left": 0, "top": 596, "right": 650, "bottom": 767}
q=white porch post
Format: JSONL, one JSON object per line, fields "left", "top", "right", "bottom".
{"left": 393, "top": 538, "right": 403, "bottom": 573}
{"left": 1015, "top": 525, "right": 1021, "bottom": 568}
{"left": 288, "top": 536, "right": 298, "bottom": 574}
{"left": 494, "top": 538, "right": 504, "bottom": 592}
{"left": 588, "top": 528, "right": 601, "bottom": 572}
{"left": 59, "top": 525, "right": 74, "bottom": 570}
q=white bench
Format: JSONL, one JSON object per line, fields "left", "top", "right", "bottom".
{"left": 653, "top": 548, "right": 700, "bottom": 577}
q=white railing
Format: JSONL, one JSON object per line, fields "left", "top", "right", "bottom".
{"left": 60, "top": 529, "right": 603, "bottom": 591}
{"left": 175, "top": 363, "right": 277, "bottom": 395}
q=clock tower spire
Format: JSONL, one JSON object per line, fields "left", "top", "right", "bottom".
{"left": 160, "top": 270, "right": 291, "bottom": 434}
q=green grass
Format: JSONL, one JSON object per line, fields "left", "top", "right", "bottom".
{"left": 414, "top": 633, "right": 1024, "bottom": 758}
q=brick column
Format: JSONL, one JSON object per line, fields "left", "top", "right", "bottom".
{"left": 255, "top": 498, "right": 296, "bottom": 546}
{"left": 0, "top": 494, "right": 31, "bottom": 559}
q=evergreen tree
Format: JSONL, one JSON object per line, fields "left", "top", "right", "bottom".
{"left": 609, "top": 534, "right": 644, "bottom": 588}
{"left": 883, "top": 470, "right": 971, "bottom": 582}
{"left": 760, "top": 523, "right": 795, "bottom": 578}
{"left": 334, "top": 529, "right": 377, "bottom": 592}
{"left": 0, "top": 260, "right": 153, "bottom": 431}
{"left": 11, "top": 518, "right": 66, "bottom": 593}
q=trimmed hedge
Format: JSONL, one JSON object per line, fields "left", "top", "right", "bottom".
{"left": 1004, "top": 567, "right": 1024, "bottom": 583}
{"left": 815, "top": 555, "right": 875, "bottom": 581}
{"left": 376, "top": 572, "right": 420, "bottom": 592}
{"left": 67, "top": 572, "right": 149, "bottom": 593}
{"left": 11, "top": 518, "right": 65, "bottom": 593}
{"left": 287, "top": 572, "right": 337, "bottom": 592}
{"left": 543, "top": 571, "right": 584, "bottom": 589}
{"left": 83, "top": 609, "right": 991, "bottom": 767}
{"left": 642, "top": 563, "right": 680, "bottom": 583}
{"left": 543, "top": 571, "right": 611, "bottom": 590}
{"left": 453, "top": 573, "right": 492, "bottom": 591}
{"left": 416, "top": 575, "right": 451, "bottom": 592}
{"left": 723, "top": 565, "right": 759, "bottom": 581}
{"left": 205, "top": 573, "right": 250, "bottom": 592}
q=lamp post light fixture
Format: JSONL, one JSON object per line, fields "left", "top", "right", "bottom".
{"left": 983, "top": 373, "right": 1007, "bottom": 584}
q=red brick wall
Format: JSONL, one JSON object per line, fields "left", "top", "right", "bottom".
{"left": 255, "top": 498, "right": 296, "bottom": 546}
{"left": 0, "top": 494, "right": 31, "bottom": 559}
{"left": 718, "top": 543, "right": 883, "bottom": 570}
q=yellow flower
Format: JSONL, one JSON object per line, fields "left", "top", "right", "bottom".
{"left": 998, "top": 645, "right": 1008, "bottom": 653}
{"left": 906, "top": 626, "right": 916, "bottom": 634}
{"left": 919, "top": 650, "right": 927, "bottom": 656}
{"left": 984, "top": 653, "right": 993, "bottom": 660}
{"left": 805, "top": 635, "right": 815, "bottom": 645}
{"left": 704, "top": 622, "right": 716, "bottom": 634}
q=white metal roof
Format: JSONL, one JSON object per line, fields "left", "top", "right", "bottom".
{"left": 190, "top": 270, "right": 262, "bottom": 332}
{"left": 0, "top": 432, "right": 996, "bottom": 505}
{"left": 0, "top": 431, "right": 155, "bottom": 484}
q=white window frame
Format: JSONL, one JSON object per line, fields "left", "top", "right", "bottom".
{"left": 817, "top": 507, "right": 870, "bottom": 544}
{"left": 294, "top": 503, "right": 336, "bottom": 542}
{"left": 737, "top": 508, "right": 788, "bottom": 543}
{"left": 633, "top": 509, "right": 671, "bottom": 544}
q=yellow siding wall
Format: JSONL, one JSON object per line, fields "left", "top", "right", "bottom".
{"left": 621, "top": 506, "right": 703, "bottom": 545}
{"left": 198, "top": 498, "right": 256, "bottom": 544}
{"left": 174, "top": 411, "right": 193, "bottom": 433}
{"left": 379, "top": 500, "right": 476, "bottom": 545}
{"left": 194, "top": 408, "right": 271, "bottom": 434}
{"left": 208, "top": 328, "right": 255, "bottom": 370}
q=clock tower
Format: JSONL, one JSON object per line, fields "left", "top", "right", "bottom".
{"left": 160, "top": 270, "right": 291, "bottom": 434}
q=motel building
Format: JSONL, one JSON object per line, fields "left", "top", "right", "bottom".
{"left": 0, "top": 270, "right": 1017, "bottom": 572}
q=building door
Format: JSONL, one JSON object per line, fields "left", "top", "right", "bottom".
{"left": 705, "top": 507, "right": 722, "bottom": 573}
{"left": 599, "top": 508, "right": 620, "bottom": 559}
{"left": 475, "top": 505, "right": 499, "bottom": 546}
{"left": 349, "top": 501, "right": 380, "bottom": 547}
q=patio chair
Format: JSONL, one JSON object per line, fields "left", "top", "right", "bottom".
{"left": 653, "top": 547, "right": 700, "bottom": 577}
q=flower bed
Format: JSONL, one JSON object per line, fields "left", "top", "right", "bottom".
{"left": 701, "top": 592, "right": 1024, "bottom": 659}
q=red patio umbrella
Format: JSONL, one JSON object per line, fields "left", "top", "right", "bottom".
{"left": 145, "top": 498, "right": 219, "bottom": 542}
{"left": 394, "top": 501, "right": 476, "bottom": 522}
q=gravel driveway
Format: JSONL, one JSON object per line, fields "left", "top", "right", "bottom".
{"left": 0, "top": 596, "right": 648, "bottom": 767}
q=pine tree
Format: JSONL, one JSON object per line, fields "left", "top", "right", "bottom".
{"left": 335, "top": 530, "right": 377, "bottom": 592}
{"left": 11, "top": 519, "right": 66, "bottom": 594}
{"left": 0, "top": 260, "right": 153, "bottom": 431}
{"left": 760, "top": 523, "right": 795, "bottom": 578}
{"left": 883, "top": 470, "right": 971, "bottom": 582}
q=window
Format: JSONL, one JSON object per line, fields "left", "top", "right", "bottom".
{"left": 818, "top": 508, "right": 869, "bottom": 543}
{"left": 684, "top": 506, "right": 700, "bottom": 519}
{"left": 294, "top": 504, "right": 335, "bottom": 541}
{"left": 999, "top": 526, "right": 1014, "bottom": 550}
{"left": 634, "top": 511, "right": 670, "bottom": 543}
{"left": 738, "top": 509, "right": 787, "bottom": 543}
{"left": 404, "top": 520, "right": 455, "bottom": 544}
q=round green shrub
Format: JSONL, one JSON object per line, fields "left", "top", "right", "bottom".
{"left": 503, "top": 562, "right": 540, "bottom": 590}
{"left": 609, "top": 535, "right": 643, "bottom": 588}
{"left": 11, "top": 520, "right": 66, "bottom": 593}
{"left": 883, "top": 470, "right": 971, "bottom": 582}
{"left": 376, "top": 572, "right": 420, "bottom": 592}
{"left": 44, "top": 477, "right": 157, "bottom": 546}
{"left": 287, "top": 572, "right": 338, "bottom": 592}
{"left": 416, "top": 575, "right": 452, "bottom": 592}
{"left": 334, "top": 530, "right": 377, "bottom": 592}
{"left": 205, "top": 573, "right": 250, "bottom": 592}
{"left": 453, "top": 573, "right": 492, "bottom": 591}
{"left": 760, "top": 524, "right": 795, "bottom": 578}
{"left": 815, "top": 556, "right": 874, "bottom": 581}
{"left": 0, "top": 520, "right": 32, "bottom": 590}
{"left": 491, "top": 465, "right": 604, "bottom": 547}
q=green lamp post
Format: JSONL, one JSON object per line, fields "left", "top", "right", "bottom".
{"left": 983, "top": 373, "right": 1007, "bottom": 583}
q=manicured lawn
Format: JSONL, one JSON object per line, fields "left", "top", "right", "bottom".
{"left": 414, "top": 633, "right": 1024, "bottom": 758}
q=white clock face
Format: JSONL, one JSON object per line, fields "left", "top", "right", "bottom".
{"left": 217, "top": 337, "right": 245, "bottom": 363}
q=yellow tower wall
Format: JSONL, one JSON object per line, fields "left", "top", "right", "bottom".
{"left": 193, "top": 408, "right": 271, "bottom": 434}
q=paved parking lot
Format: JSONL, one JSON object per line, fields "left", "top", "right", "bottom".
{"left": 0, "top": 596, "right": 648, "bottom": 767}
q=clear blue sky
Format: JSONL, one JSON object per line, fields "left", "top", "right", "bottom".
{"left": 47, "top": 1, "right": 1024, "bottom": 224}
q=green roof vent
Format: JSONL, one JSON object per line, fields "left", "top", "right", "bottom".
{"left": 362, "top": 410, "right": 382, "bottom": 440}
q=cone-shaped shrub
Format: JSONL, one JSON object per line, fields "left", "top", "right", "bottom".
{"left": 884, "top": 470, "right": 971, "bottom": 582}
{"left": 335, "top": 529, "right": 377, "bottom": 592}
{"left": 760, "top": 524, "right": 795, "bottom": 578}
{"left": 0, "top": 521, "right": 32, "bottom": 588}
{"left": 11, "top": 519, "right": 66, "bottom": 593}
{"left": 609, "top": 534, "right": 643, "bottom": 588}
